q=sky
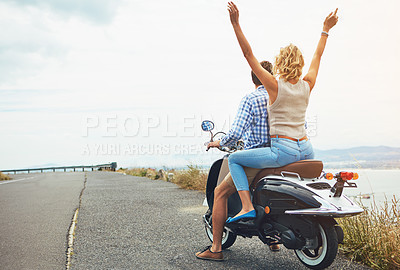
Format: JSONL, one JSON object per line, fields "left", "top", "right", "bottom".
{"left": 0, "top": 0, "right": 399, "bottom": 169}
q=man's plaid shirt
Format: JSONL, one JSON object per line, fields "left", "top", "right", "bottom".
{"left": 220, "top": 85, "right": 270, "bottom": 149}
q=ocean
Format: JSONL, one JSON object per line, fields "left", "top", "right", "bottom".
{"left": 331, "top": 169, "right": 400, "bottom": 209}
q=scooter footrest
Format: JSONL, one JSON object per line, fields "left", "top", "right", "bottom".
{"left": 225, "top": 220, "right": 257, "bottom": 232}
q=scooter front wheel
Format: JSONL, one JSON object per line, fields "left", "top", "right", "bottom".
{"left": 294, "top": 222, "right": 338, "bottom": 269}
{"left": 205, "top": 216, "right": 237, "bottom": 249}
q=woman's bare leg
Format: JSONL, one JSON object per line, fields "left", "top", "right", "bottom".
{"left": 231, "top": 190, "right": 254, "bottom": 218}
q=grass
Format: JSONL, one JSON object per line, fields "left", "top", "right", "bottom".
{"left": 172, "top": 165, "right": 208, "bottom": 192}
{"left": 0, "top": 171, "right": 11, "bottom": 181}
{"left": 338, "top": 196, "right": 400, "bottom": 270}
{"left": 122, "top": 168, "right": 161, "bottom": 179}
{"left": 120, "top": 165, "right": 207, "bottom": 192}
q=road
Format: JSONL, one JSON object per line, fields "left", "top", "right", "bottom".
{"left": 0, "top": 172, "right": 85, "bottom": 270}
{"left": 0, "top": 171, "right": 370, "bottom": 270}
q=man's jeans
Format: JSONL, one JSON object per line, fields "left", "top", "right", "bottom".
{"left": 228, "top": 137, "right": 314, "bottom": 191}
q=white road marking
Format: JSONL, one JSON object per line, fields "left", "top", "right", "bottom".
{"left": 0, "top": 176, "right": 36, "bottom": 185}
{"left": 66, "top": 208, "right": 79, "bottom": 270}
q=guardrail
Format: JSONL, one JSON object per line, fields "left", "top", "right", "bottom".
{"left": 1, "top": 162, "right": 117, "bottom": 174}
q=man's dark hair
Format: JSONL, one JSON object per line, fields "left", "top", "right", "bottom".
{"left": 251, "top": 61, "right": 273, "bottom": 86}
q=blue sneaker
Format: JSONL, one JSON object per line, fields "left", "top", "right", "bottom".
{"left": 226, "top": 210, "right": 256, "bottom": 224}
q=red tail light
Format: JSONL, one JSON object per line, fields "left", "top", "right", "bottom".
{"left": 340, "top": 172, "right": 354, "bottom": 181}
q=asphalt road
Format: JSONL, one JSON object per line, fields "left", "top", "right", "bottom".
{"left": 0, "top": 172, "right": 85, "bottom": 270}
{"left": 0, "top": 171, "right": 371, "bottom": 270}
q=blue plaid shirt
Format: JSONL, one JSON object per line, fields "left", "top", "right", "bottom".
{"left": 220, "top": 85, "right": 270, "bottom": 149}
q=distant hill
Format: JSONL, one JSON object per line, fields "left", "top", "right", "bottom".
{"left": 314, "top": 146, "right": 400, "bottom": 169}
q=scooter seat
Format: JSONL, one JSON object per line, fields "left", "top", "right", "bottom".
{"left": 249, "top": 159, "right": 323, "bottom": 190}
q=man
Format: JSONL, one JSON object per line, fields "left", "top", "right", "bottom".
{"left": 196, "top": 61, "right": 279, "bottom": 261}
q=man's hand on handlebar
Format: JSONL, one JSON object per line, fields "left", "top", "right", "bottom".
{"left": 207, "top": 140, "right": 221, "bottom": 150}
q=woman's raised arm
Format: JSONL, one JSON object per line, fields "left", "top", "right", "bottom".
{"left": 228, "top": 2, "right": 278, "bottom": 102}
{"left": 303, "top": 9, "right": 339, "bottom": 91}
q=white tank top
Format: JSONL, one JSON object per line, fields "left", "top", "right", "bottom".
{"left": 267, "top": 79, "right": 310, "bottom": 139}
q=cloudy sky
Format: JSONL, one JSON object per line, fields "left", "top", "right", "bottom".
{"left": 1, "top": 0, "right": 399, "bottom": 169}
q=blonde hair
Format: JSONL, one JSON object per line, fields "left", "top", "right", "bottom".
{"left": 274, "top": 44, "right": 305, "bottom": 81}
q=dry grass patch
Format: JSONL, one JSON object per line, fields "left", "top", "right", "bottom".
{"left": 171, "top": 165, "right": 207, "bottom": 192}
{"left": 121, "top": 165, "right": 207, "bottom": 192}
{"left": 338, "top": 196, "right": 400, "bottom": 269}
{"left": 124, "top": 168, "right": 160, "bottom": 179}
{"left": 0, "top": 171, "right": 11, "bottom": 181}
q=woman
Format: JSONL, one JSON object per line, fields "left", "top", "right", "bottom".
{"left": 223, "top": 2, "right": 339, "bottom": 223}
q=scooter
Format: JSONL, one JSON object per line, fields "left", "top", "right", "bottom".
{"left": 201, "top": 120, "right": 363, "bottom": 270}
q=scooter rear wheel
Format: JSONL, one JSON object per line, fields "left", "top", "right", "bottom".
{"left": 205, "top": 216, "right": 237, "bottom": 249}
{"left": 294, "top": 222, "right": 338, "bottom": 269}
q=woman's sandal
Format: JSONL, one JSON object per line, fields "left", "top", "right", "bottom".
{"left": 226, "top": 209, "right": 256, "bottom": 223}
{"left": 195, "top": 246, "right": 224, "bottom": 261}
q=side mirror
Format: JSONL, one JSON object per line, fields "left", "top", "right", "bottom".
{"left": 201, "top": 120, "right": 214, "bottom": 132}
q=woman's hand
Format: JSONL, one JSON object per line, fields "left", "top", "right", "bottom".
{"left": 228, "top": 1, "right": 239, "bottom": 26}
{"left": 323, "top": 8, "right": 339, "bottom": 32}
{"left": 304, "top": 9, "right": 339, "bottom": 91}
{"left": 207, "top": 140, "right": 221, "bottom": 150}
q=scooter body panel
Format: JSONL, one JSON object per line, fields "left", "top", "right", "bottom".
{"left": 253, "top": 177, "right": 322, "bottom": 215}
{"left": 205, "top": 158, "right": 223, "bottom": 209}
